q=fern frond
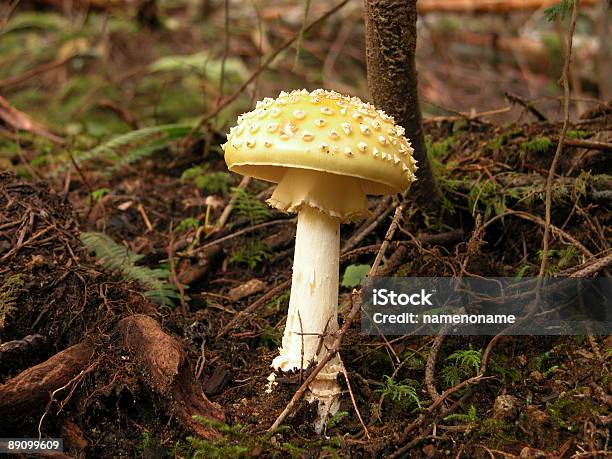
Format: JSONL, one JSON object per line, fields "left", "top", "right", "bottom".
{"left": 57, "top": 123, "right": 194, "bottom": 175}
{"left": 230, "top": 187, "right": 270, "bottom": 225}
{"left": 544, "top": 0, "right": 576, "bottom": 21}
{"left": 446, "top": 348, "right": 483, "bottom": 373}
{"left": 80, "top": 232, "right": 179, "bottom": 307}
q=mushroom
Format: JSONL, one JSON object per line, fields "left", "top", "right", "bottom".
{"left": 222, "top": 89, "right": 417, "bottom": 430}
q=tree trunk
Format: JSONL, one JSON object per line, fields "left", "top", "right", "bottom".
{"left": 364, "top": 0, "right": 441, "bottom": 212}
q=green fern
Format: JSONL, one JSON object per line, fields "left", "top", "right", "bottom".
{"left": 441, "top": 348, "right": 482, "bottom": 388}
{"left": 229, "top": 241, "right": 272, "bottom": 270}
{"left": 444, "top": 405, "right": 479, "bottom": 424}
{"left": 446, "top": 348, "right": 482, "bottom": 372}
{"left": 58, "top": 123, "right": 194, "bottom": 175}
{"left": 230, "top": 187, "right": 270, "bottom": 225}
{"left": 80, "top": 232, "right": 180, "bottom": 307}
{"left": 326, "top": 411, "right": 348, "bottom": 429}
{"left": 380, "top": 375, "right": 422, "bottom": 407}
{"left": 544, "top": 0, "right": 576, "bottom": 21}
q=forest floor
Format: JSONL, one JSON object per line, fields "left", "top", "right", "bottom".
{"left": 1, "top": 2, "right": 611, "bottom": 458}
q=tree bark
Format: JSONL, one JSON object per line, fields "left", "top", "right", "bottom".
{"left": 364, "top": 0, "right": 441, "bottom": 211}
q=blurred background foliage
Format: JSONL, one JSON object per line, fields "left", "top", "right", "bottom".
{"left": 0, "top": 0, "right": 609, "bottom": 177}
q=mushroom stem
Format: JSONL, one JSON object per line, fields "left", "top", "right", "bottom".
{"left": 272, "top": 205, "right": 344, "bottom": 430}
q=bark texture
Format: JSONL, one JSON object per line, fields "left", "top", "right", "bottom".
{"left": 364, "top": 0, "right": 441, "bottom": 211}
{"left": 118, "top": 314, "right": 224, "bottom": 440}
{"left": 0, "top": 341, "right": 94, "bottom": 418}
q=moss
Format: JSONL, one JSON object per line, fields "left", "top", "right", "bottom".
{"left": 521, "top": 136, "right": 553, "bottom": 154}
{"left": 566, "top": 130, "right": 591, "bottom": 139}
{"left": 546, "top": 392, "right": 586, "bottom": 432}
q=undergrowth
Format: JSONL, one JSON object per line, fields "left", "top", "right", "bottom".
{"left": 58, "top": 123, "right": 194, "bottom": 175}
{"left": 230, "top": 187, "right": 271, "bottom": 225}
{"left": 80, "top": 232, "right": 179, "bottom": 307}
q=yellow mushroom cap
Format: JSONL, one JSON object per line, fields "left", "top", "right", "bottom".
{"left": 222, "top": 89, "right": 418, "bottom": 221}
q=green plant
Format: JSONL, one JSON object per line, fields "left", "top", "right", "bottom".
{"left": 515, "top": 264, "right": 531, "bottom": 279}
{"left": 546, "top": 393, "right": 582, "bottom": 432}
{"left": 188, "top": 417, "right": 305, "bottom": 458}
{"left": 174, "top": 217, "right": 201, "bottom": 233}
{"left": 380, "top": 375, "right": 421, "bottom": 407}
{"left": 536, "top": 246, "right": 580, "bottom": 274}
{"left": 467, "top": 176, "right": 529, "bottom": 220}
{"left": 181, "top": 166, "right": 232, "bottom": 194}
{"left": 326, "top": 410, "right": 349, "bottom": 429}
{"left": 544, "top": 0, "right": 576, "bottom": 21}
{"left": 341, "top": 264, "right": 370, "bottom": 288}
{"left": 229, "top": 241, "right": 271, "bottom": 270}
{"left": 90, "top": 187, "right": 111, "bottom": 202}
{"left": 256, "top": 325, "right": 282, "bottom": 349}
{"left": 230, "top": 187, "right": 270, "bottom": 225}
{"left": 441, "top": 348, "right": 482, "bottom": 388}
{"left": 59, "top": 123, "right": 194, "bottom": 175}
{"left": 566, "top": 130, "right": 590, "bottom": 139}
{"left": 444, "top": 404, "right": 479, "bottom": 426}
{"left": 265, "top": 290, "right": 290, "bottom": 312}
{"left": 521, "top": 136, "right": 552, "bottom": 154}
{"left": 80, "top": 232, "right": 180, "bottom": 307}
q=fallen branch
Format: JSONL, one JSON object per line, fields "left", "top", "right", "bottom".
{"left": 504, "top": 91, "right": 547, "bottom": 121}
{"left": 570, "top": 251, "right": 612, "bottom": 277}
